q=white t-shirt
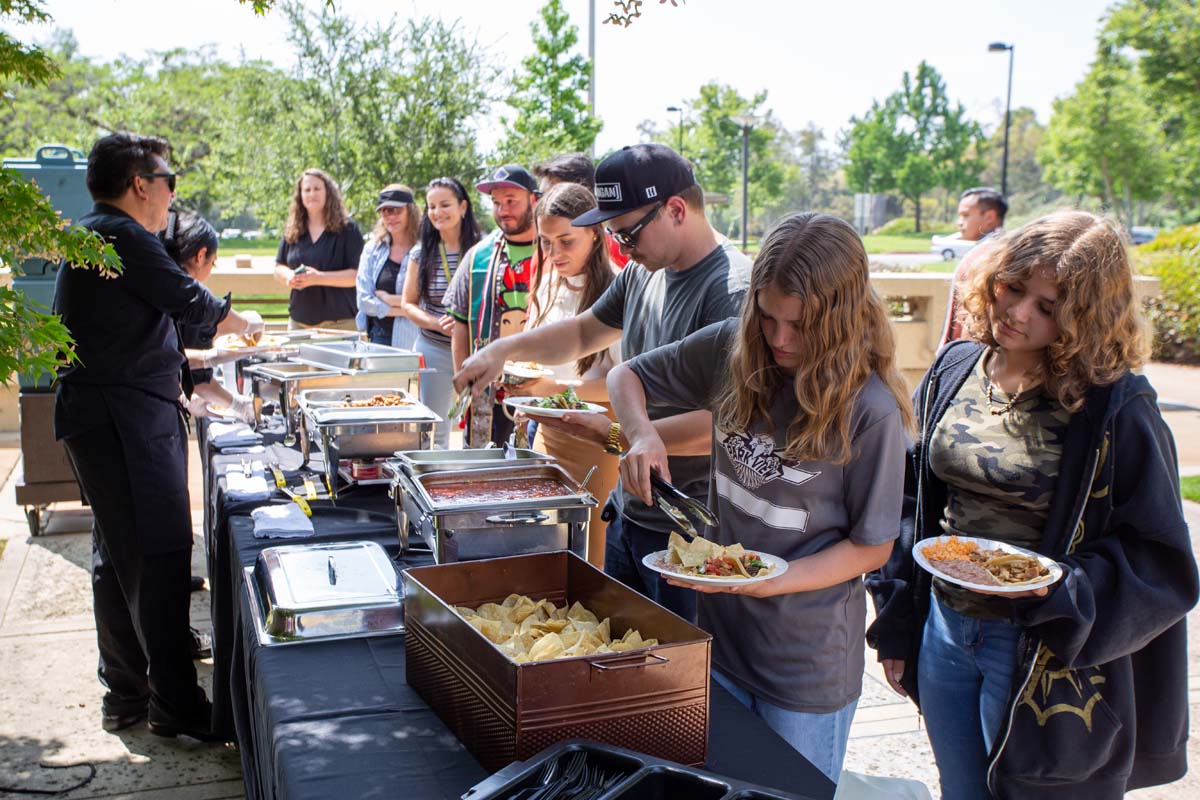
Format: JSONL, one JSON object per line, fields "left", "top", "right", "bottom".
{"left": 531, "top": 272, "right": 621, "bottom": 382}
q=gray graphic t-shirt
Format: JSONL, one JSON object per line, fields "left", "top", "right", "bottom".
{"left": 627, "top": 320, "right": 907, "bottom": 713}
{"left": 591, "top": 240, "right": 751, "bottom": 533}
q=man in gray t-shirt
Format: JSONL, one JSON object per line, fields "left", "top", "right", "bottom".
{"left": 454, "top": 144, "right": 750, "bottom": 621}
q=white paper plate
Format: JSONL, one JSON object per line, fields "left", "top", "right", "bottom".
{"left": 503, "top": 362, "right": 554, "bottom": 379}
{"left": 206, "top": 404, "right": 237, "bottom": 419}
{"left": 914, "top": 535, "right": 1063, "bottom": 594}
{"left": 503, "top": 396, "right": 607, "bottom": 418}
{"left": 641, "top": 549, "right": 789, "bottom": 586}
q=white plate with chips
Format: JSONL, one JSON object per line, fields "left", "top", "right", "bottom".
{"left": 503, "top": 396, "right": 607, "bottom": 418}
{"left": 642, "top": 549, "right": 789, "bottom": 586}
{"left": 914, "top": 535, "right": 1062, "bottom": 594}
{"left": 503, "top": 361, "right": 554, "bottom": 380}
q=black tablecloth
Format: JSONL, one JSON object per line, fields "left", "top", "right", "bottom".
{"left": 203, "top": 427, "right": 835, "bottom": 800}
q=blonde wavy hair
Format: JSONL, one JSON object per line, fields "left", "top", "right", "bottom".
{"left": 370, "top": 183, "right": 419, "bottom": 246}
{"left": 283, "top": 168, "right": 351, "bottom": 244}
{"left": 961, "top": 210, "right": 1147, "bottom": 412}
{"left": 715, "top": 213, "right": 914, "bottom": 464}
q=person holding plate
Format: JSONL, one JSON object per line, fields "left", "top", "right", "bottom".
{"left": 866, "top": 211, "right": 1198, "bottom": 799}
{"left": 508, "top": 182, "right": 621, "bottom": 567}
{"left": 608, "top": 212, "right": 913, "bottom": 781}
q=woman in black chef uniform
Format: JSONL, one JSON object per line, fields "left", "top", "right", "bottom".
{"left": 273, "top": 167, "right": 364, "bottom": 330}
{"left": 54, "top": 133, "right": 262, "bottom": 741}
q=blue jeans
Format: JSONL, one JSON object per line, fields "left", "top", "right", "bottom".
{"left": 713, "top": 669, "right": 856, "bottom": 783}
{"left": 918, "top": 594, "right": 1023, "bottom": 800}
{"left": 603, "top": 511, "right": 697, "bottom": 623}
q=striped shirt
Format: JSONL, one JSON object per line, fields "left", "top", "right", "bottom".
{"left": 410, "top": 244, "right": 460, "bottom": 344}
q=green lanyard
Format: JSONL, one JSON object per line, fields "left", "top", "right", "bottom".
{"left": 438, "top": 243, "right": 452, "bottom": 286}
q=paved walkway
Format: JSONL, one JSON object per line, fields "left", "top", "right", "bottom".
{"left": 1, "top": 362, "right": 1198, "bottom": 798}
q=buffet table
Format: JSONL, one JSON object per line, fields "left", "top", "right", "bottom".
{"left": 202, "top": 431, "right": 836, "bottom": 800}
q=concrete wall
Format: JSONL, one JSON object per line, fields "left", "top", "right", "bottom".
{"left": 0, "top": 270, "right": 1163, "bottom": 431}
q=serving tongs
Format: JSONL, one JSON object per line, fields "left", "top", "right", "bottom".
{"left": 650, "top": 470, "right": 717, "bottom": 538}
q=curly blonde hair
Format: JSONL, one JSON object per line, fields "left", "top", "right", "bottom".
{"left": 715, "top": 213, "right": 914, "bottom": 464}
{"left": 283, "top": 168, "right": 351, "bottom": 244}
{"left": 961, "top": 210, "right": 1147, "bottom": 412}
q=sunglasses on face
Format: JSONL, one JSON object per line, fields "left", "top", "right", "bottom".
{"left": 607, "top": 203, "right": 663, "bottom": 249}
{"left": 139, "top": 171, "right": 177, "bottom": 192}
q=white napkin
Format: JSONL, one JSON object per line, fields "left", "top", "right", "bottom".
{"left": 209, "top": 421, "right": 262, "bottom": 449}
{"left": 224, "top": 467, "right": 272, "bottom": 502}
{"left": 251, "top": 503, "right": 314, "bottom": 539}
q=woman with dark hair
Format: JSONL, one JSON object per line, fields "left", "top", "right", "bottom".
{"left": 355, "top": 183, "right": 419, "bottom": 346}
{"left": 608, "top": 212, "right": 913, "bottom": 780}
{"left": 868, "top": 211, "right": 1198, "bottom": 799}
{"left": 163, "top": 210, "right": 258, "bottom": 423}
{"left": 400, "top": 177, "right": 482, "bottom": 447}
{"left": 273, "top": 168, "right": 364, "bottom": 330}
{"left": 511, "top": 183, "right": 621, "bottom": 566}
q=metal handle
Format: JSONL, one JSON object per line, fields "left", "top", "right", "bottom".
{"left": 485, "top": 511, "right": 549, "bottom": 525}
{"left": 589, "top": 652, "right": 670, "bottom": 671}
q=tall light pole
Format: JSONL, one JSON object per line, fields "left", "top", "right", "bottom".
{"left": 588, "top": 0, "right": 596, "bottom": 156}
{"left": 666, "top": 105, "right": 684, "bottom": 155}
{"left": 988, "top": 41, "right": 1015, "bottom": 197}
{"left": 733, "top": 115, "right": 756, "bottom": 253}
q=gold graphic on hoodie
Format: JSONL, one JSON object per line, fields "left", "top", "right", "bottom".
{"left": 1019, "top": 646, "right": 1107, "bottom": 732}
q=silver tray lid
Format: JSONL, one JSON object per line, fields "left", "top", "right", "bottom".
{"left": 297, "top": 340, "right": 423, "bottom": 373}
{"left": 390, "top": 447, "right": 556, "bottom": 476}
{"left": 243, "top": 360, "right": 342, "bottom": 380}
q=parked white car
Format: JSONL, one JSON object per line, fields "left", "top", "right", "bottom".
{"left": 930, "top": 233, "right": 976, "bottom": 261}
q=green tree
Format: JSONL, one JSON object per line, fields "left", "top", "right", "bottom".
{"left": 1104, "top": 0, "right": 1200, "bottom": 220}
{"left": 1038, "top": 47, "right": 1167, "bottom": 230}
{"left": 764, "top": 122, "right": 842, "bottom": 222}
{"left": 498, "top": 0, "right": 601, "bottom": 167}
{"left": 843, "top": 61, "right": 984, "bottom": 232}
{"left": 978, "top": 106, "right": 1049, "bottom": 199}
{"left": 1, "top": 0, "right": 120, "bottom": 385}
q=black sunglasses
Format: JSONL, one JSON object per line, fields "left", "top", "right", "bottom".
{"left": 139, "top": 171, "right": 177, "bottom": 192}
{"left": 607, "top": 203, "right": 663, "bottom": 249}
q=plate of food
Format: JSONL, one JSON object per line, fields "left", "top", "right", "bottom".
{"left": 503, "top": 387, "right": 605, "bottom": 418}
{"left": 205, "top": 403, "right": 237, "bottom": 419}
{"left": 642, "top": 532, "right": 788, "bottom": 586}
{"left": 214, "top": 333, "right": 288, "bottom": 351}
{"left": 914, "top": 535, "right": 1062, "bottom": 594}
{"left": 503, "top": 361, "right": 553, "bottom": 380}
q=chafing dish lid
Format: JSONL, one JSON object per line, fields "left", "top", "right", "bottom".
{"left": 255, "top": 540, "right": 399, "bottom": 610}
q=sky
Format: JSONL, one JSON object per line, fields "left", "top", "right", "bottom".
{"left": 5, "top": 0, "right": 1118, "bottom": 155}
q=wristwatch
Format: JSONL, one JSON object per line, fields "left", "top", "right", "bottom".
{"left": 604, "top": 422, "right": 623, "bottom": 455}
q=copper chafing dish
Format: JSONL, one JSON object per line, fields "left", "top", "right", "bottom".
{"left": 391, "top": 463, "right": 595, "bottom": 561}
{"left": 403, "top": 552, "right": 712, "bottom": 772}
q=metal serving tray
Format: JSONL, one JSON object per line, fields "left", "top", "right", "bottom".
{"left": 390, "top": 448, "right": 556, "bottom": 476}
{"left": 298, "top": 388, "right": 429, "bottom": 425}
{"left": 393, "top": 464, "right": 596, "bottom": 562}
{"left": 243, "top": 540, "right": 404, "bottom": 646}
{"left": 404, "top": 552, "right": 712, "bottom": 772}
{"left": 298, "top": 340, "right": 423, "bottom": 373}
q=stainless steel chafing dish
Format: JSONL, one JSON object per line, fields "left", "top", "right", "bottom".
{"left": 388, "top": 447, "right": 555, "bottom": 477}
{"left": 242, "top": 540, "right": 404, "bottom": 646}
{"left": 392, "top": 463, "right": 596, "bottom": 562}
{"left": 243, "top": 358, "right": 424, "bottom": 437}
{"left": 297, "top": 340, "right": 423, "bottom": 373}
{"left": 298, "top": 388, "right": 441, "bottom": 498}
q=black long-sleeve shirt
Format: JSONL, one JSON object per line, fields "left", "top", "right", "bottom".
{"left": 54, "top": 203, "right": 229, "bottom": 432}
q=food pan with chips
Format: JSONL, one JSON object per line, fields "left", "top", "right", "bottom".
{"left": 460, "top": 740, "right": 820, "bottom": 800}
{"left": 392, "top": 463, "right": 595, "bottom": 562}
{"left": 404, "top": 552, "right": 712, "bottom": 772}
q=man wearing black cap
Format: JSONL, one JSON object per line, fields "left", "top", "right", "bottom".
{"left": 454, "top": 144, "right": 751, "bottom": 620}
{"left": 446, "top": 164, "right": 540, "bottom": 446}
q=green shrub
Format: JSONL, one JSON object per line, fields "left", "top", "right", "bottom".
{"left": 1136, "top": 224, "right": 1200, "bottom": 363}
{"left": 872, "top": 217, "right": 956, "bottom": 236}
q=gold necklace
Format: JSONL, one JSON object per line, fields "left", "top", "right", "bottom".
{"left": 985, "top": 355, "right": 1023, "bottom": 416}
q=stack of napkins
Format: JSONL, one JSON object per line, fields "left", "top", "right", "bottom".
{"left": 224, "top": 462, "right": 272, "bottom": 502}
{"left": 251, "top": 503, "right": 314, "bottom": 539}
{"left": 209, "top": 421, "right": 262, "bottom": 449}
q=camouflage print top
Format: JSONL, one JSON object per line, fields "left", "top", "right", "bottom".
{"left": 928, "top": 350, "right": 1072, "bottom": 617}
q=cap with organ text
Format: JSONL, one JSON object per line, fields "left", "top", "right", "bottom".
{"left": 572, "top": 144, "right": 695, "bottom": 226}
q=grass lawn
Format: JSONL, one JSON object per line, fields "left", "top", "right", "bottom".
{"left": 218, "top": 236, "right": 278, "bottom": 257}
{"left": 861, "top": 232, "right": 942, "bottom": 254}
{"left": 237, "top": 294, "right": 290, "bottom": 319}
{"left": 1182, "top": 475, "right": 1200, "bottom": 504}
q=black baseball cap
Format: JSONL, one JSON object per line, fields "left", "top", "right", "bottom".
{"left": 572, "top": 144, "right": 695, "bottom": 226}
{"left": 476, "top": 164, "right": 538, "bottom": 194}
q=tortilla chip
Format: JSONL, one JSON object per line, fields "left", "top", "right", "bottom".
{"left": 566, "top": 601, "right": 598, "bottom": 625}
{"left": 528, "top": 632, "right": 566, "bottom": 661}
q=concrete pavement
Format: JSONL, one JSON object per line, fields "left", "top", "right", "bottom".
{"left": 1, "top": 362, "right": 1198, "bottom": 798}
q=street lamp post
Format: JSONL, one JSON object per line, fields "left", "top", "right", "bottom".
{"left": 732, "top": 115, "right": 756, "bottom": 253}
{"left": 666, "top": 105, "right": 684, "bottom": 155}
{"left": 988, "top": 41, "right": 1015, "bottom": 197}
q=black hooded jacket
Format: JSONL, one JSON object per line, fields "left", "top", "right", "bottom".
{"left": 867, "top": 340, "right": 1197, "bottom": 799}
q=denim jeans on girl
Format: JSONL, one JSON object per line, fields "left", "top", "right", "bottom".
{"left": 917, "top": 592, "right": 1023, "bottom": 800}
